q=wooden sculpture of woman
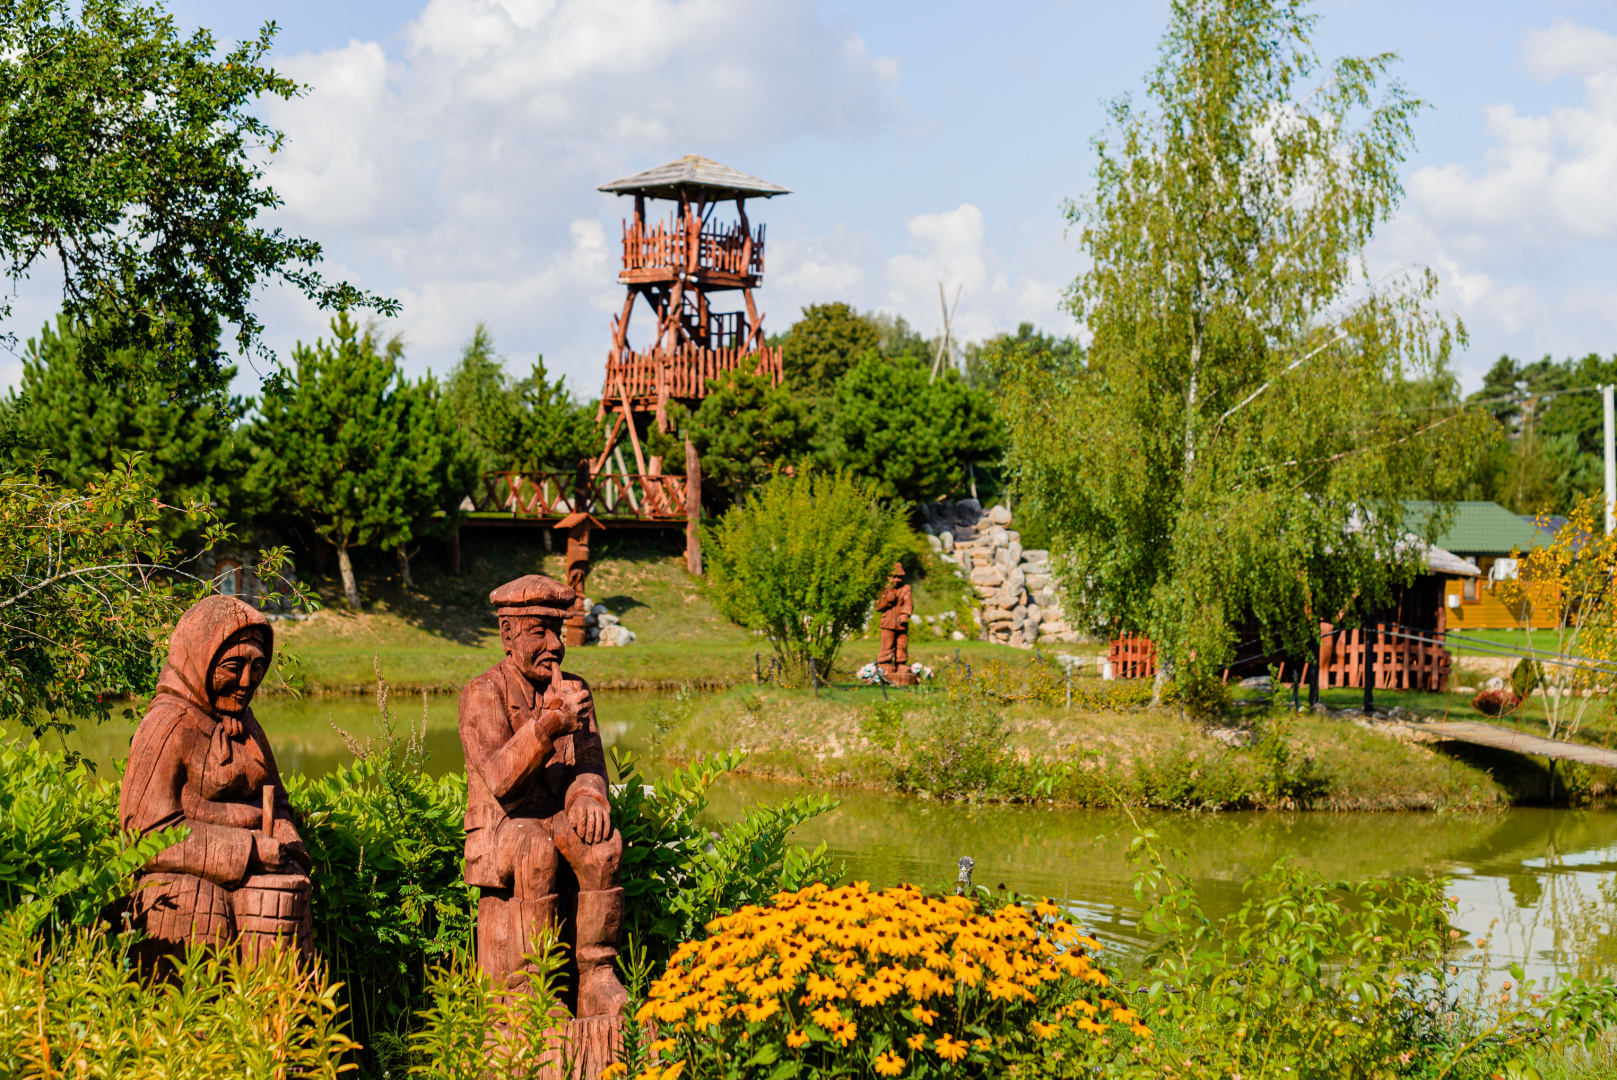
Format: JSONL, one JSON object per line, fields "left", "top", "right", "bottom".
{"left": 119, "top": 594, "right": 313, "bottom": 967}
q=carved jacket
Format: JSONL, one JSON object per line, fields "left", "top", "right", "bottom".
{"left": 458, "top": 658, "right": 610, "bottom": 889}
{"left": 877, "top": 583, "right": 913, "bottom": 631}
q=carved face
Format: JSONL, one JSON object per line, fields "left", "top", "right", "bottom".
{"left": 209, "top": 637, "right": 268, "bottom": 716}
{"left": 500, "top": 615, "right": 565, "bottom": 683}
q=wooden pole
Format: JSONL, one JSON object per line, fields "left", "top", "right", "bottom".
{"left": 685, "top": 437, "right": 703, "bottom": 575}
{"left": 261, "top": 785, "right": 274, "bottom": 835}
{"left": 1362, "top": 619, "right": 1375, "bottom": 714}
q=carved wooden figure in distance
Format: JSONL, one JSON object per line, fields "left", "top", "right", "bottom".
{"left": 119, "top": 595, "right": 314, "bottom": 969}
{"left": 459, "top": 574, "right": 627, "bottom": 1066}
{"left": 877, "top": 562, "right": 918, "bottom": 686}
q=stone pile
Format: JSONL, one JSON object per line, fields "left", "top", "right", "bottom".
{"left": 582, "top": 600, "right": 637, "bottom": 646}
{"left": 919, "top": 499, "right": 1079, "bottom": 647}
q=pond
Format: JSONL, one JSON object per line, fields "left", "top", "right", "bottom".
{"left": 62, "top": 689, "right": 1617, "bottom": 983}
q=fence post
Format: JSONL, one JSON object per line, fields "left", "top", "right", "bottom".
{"left": 1065, "top": 666, "right": 1072, "bottom": 711}
{"left": 811, "top": 658, "right": 820, "bottom": 697}
{"left": 755, "top": 652, "right": 761, "bottom": 686}
{"left": 1362, "top": 619, "right": 1375, "bottom": 714}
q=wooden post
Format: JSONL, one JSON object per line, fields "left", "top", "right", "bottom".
{"left": 685, "top": 438, "right": 702, "bottom": 575}
{"left": 261, "top": 785, "right": 274, "bottom": 835}
{"left": 1362, "top": 619, "right": 1375, "bottom": 713}
{"left": 447, "top": 526, "right": 461, "bottom": 576}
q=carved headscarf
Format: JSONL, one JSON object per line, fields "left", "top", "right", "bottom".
{"left": 154, "top": 595, "right": 274, "bottom": 718}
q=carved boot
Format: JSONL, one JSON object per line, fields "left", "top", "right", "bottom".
{"left": 508, "top": 894, "right": 560, "bottom": 992}
{"left": 574, "top": 887, "right": 628, "bottom": 1017}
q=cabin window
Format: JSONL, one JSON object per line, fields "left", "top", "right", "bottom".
{"left": 217, "top": 560, "right": 242, "bottom": 596}
{"left": 1462, "top": 577, "right": 1477, "bottom": 602}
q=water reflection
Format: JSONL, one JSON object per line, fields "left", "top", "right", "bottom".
{"left": 60, "top": 689, "right": 1617, "bottom": 982}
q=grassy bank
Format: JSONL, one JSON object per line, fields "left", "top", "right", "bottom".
{"left": 639, "top": 680, "right": 1551, "bottom": 810}
{"left": 271, "top": 527, "right": 1023, "bottom": 693}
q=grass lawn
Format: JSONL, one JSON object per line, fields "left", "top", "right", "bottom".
{"left": 270, "top": 527, "right": 1029, "bottom": 693}
{"left": 1445, "top": 626, "right": 1566, "bottom": 656}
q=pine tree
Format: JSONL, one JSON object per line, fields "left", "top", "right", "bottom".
{"left": 1, "top": 315, "right": 250, "bottom": 536}
{"left": 249, "top": 314, "right": 414, "bottom": 608}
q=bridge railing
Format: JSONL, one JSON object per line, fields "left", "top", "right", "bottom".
{"left": 471, "top": 470, "right": 690, "bottom": 523}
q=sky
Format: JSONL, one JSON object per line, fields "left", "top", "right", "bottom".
{"left": 3, "top": 0, "right": 1616, "bottom": 399}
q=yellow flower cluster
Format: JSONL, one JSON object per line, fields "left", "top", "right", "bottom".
{"left": 632, "top": 882, "right": 1139, "bottom": 1078}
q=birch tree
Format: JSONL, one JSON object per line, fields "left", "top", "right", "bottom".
{"left": 1000, "top": 0, "right": 1493, "bottom": 705}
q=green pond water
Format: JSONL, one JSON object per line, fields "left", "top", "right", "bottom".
{"left": 62, "top": 690, "right": 1617, "bottom": 983}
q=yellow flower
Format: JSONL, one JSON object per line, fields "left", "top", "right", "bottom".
{"left": 786, "top": 1029, "right": 809, "bottom": 1049}
{"left": 1031, "top": 1020, "right": 1061, "bottom": 1039}
{"left": 911, "top": 1004, "right": 937, "bottom": 1026}
{"left": 648, "top": 1038, "right": 678, "bottom": 1056}
{"left": 599, "top": 1065, "right": 627, "bottom": 1080}
{"left": 933, "top": 1034, "right": 969, "bottom": 1063}
{"left": 831, "top": 1019, "right": 859, "bottom": 1046}
{"left": 741, "top": 998, "right": 781, "bottom": 1024}
{"left": 662, "top": 1063, "right": 686, "bottom": 1080}
{"left": 1111, "top": 1007, "right": 1138, "bottom": 1024}
{"left": 1076, "top": 1018, "right": 1106, "bottom": 1035}
{"left": 873, "top": 1050, "right": 905, "bottom": 1076}
{"left": 972, "top": 1037, "right": 992, "bottom": 1050}
{"left": 1130, "top": 1022, "right": 1153, "bottom": 1037}
{"left": 1033, "top": 899, "right": 1063, "bottom": 919}
{"left": 810, "top": 1005, "right": 844, "bottom": 1028}
{"left": 1067, "top": 999, "right": 1097, "bottom": 1017}
{"left": 906, "top": 1033, "right": 927, "bottom": 1050}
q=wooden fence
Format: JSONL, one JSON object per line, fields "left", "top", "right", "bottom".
{"left": 1106, "top": 622, "right": 1451, "bottom": 692}
{"left": 604, "top": 344, "right": 784, "bottom": 403}
{"left": 472, "top": 470, "right": 689, "bottom": 523}
{"left": 621, "top": 216, "right": 765, "bottom": 277}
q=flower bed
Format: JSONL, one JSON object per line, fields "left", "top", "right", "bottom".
{"left": 631, "top": 881, "right": 1142, "bottom": 1078}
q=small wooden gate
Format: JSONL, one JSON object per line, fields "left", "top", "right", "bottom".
{"left": 1108, "top": 637, "right": 1158, "bottom": 679}
{"left": 1107, "top": 623, "right": 1451, "bottom": 692}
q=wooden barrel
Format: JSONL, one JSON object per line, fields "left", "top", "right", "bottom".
{"left": 235, "top": 872, "right": 310, "bottom": 960}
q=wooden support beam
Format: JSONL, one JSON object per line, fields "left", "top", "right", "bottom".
{"left": 592, "top": 412, "right": 625, "bottom": 475}
{"left": 615, "top": 377, "right": 651, "bottom": 478}
{"left": 685, "top": 437, "right": 702, "bottom": 576}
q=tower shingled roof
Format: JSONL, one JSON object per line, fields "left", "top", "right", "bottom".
{"left": 598, "top": 154, "right": 790, "bottom": 200}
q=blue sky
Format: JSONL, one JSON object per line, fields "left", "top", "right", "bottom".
{"left": 6, "top": 0, "right": 1616, "bottom": 398}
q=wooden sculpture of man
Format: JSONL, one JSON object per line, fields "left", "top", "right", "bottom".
{"left": 119, "top": 595, "right": 313, "bottom": 968}
{"left": 459, "top": 573, "right": 627, "bottom": 1019}
{"left": 876, "top": 561, "right": 918, "bottom": 686}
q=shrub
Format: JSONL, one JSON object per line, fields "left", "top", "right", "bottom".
{"left": 704, "top": 469, "right": 913, "bottom": 680}
{"left": 611, "top": 748, "right": 839, "bottom": 969}
{"left": 633, "top": 882, "right": 1140, "bottom": 1080}
{"left": 0, "top": 915, "right": 356, "bottom": 1078}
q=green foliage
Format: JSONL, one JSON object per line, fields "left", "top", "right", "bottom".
{"left": 1252, "top": 712, "right": 1328, "bottom": 805}
{"left": 890, "top": 690, "right": 1070, "bottom": 803}
{"left": 443, "top": 323, "right": 598, "bottom": 476}
{"left": 0, "top": 0, "right": 394, "bottom": 393}
{"left": 0, "top": 316, "right": 251, "bottom": 532}
{"left": 0, "top": 734, "right": 179, "bottom": 936}
{"left": 404, "top": 933, "right": 570, "bottom": 1080}
{"left": 609, "top": 747, "right": 839, "bottom": 968}
{"left": 1002, "top": 0, "right": 1495, "bottom": 704}
{"left": 777, "top": 301, "right": 882, "bottom": 397}
{"left": 286, "top": 674, "right": 474, "bottom": 1075}
{"left": 703, "top": 469, "right": 915, "bottom": 679}
{"left": 1128, "top": 830, "right": 1617, "bottom": 1079}
{"left": 0, "top": 459, "right": 240, "bottom": 734}
{"left": 250, "top": 313, "right": 475, "bottom": 607}
{"left": 820, "top": 351, "right": 1004, "bottom": 504}
{"left": 0, "top": 920, "right": 359, "bottom": 1077}
{"left": 861, "top": 698, "right": 905, "bottom": 751}
{"left": 966, "top": 321, "right": 1084, "bottom": 392}
{"left": 1466, "top": 353, "right": 1617, "bottom": 516}
{"left": 660, "top": 369, "right": 815, "bottom": 510}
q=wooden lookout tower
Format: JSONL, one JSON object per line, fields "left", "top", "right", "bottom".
{"left": 597, "top": 154, "right": 790, "bottom": 431}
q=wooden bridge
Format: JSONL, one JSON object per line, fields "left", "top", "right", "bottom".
{"left": 1401, "top": 719, "right": 1617, "bottom": 770}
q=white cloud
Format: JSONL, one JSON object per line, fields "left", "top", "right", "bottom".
{"left": 1385, "top": 18, "right": 1617, "bottom": 382}
{"left": 251, "top": 0, "right": 900, "bottom": 392}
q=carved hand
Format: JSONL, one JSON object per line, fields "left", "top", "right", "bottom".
{"left": 537, "top": 684, "right": 588, "bottom": 739}
{"left": 253, "top": 833, "right": 284, "bottom": 873}
{"left": 568, "top": 798, "right": 611, "bottom": 845}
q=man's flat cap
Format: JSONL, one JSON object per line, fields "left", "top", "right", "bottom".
{"left": 489, "top": 574, "right": 576, "bottom": 616}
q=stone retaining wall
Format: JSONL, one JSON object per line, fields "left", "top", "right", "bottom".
{"left": 920, "top": 499, "right": 1080, "bottom": 647}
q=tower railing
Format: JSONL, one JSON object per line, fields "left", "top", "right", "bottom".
{"left": 620, "top": 216, "right": 765, "bottom": 277}
{"left": 604, "top": 342, "right": 783, "bottom": 404}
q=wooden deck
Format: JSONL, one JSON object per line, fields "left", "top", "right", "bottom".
{"left": 1406, "top": 719, "right": 1617, "bottom": 769}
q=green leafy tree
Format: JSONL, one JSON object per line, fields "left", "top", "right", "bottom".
{"left": 1000, "top": 0, "right": 1493, "bottom": 704}
{"left": 775, "top": 302, "right": 882, "bottom": 398}
{"left": 1, "top": 316, "right": 251, "bottom": 535}
{"left": 0, "top": 0, "right": 394, "bottom": 392}
{"left": 967, "top": 322, "right": 1084, "bottom": 391}
{"left": 250, "top": 314, "right": 421, "bottom": 608}
{"left": 819, "top": 352, "right": 1003, "bottom": 504}
{"left": 654, "top": 370, "right": 814, "bottom": 510}
{"left": 444, "top": 323, "right": 598, "bottom": 477}
{"left": 704, "top": 469, "right": 914, "bottom": 679}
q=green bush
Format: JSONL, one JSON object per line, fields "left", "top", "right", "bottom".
{"left": 610, "top": 748, "right": 839, "bottom": 969}
{"left": 704, "top": 468, "right": 914, "bottom": 680}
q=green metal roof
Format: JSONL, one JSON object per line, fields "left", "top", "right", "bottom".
{"left": 1402, "top": 500, "right": 1555, "bottom": 556}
